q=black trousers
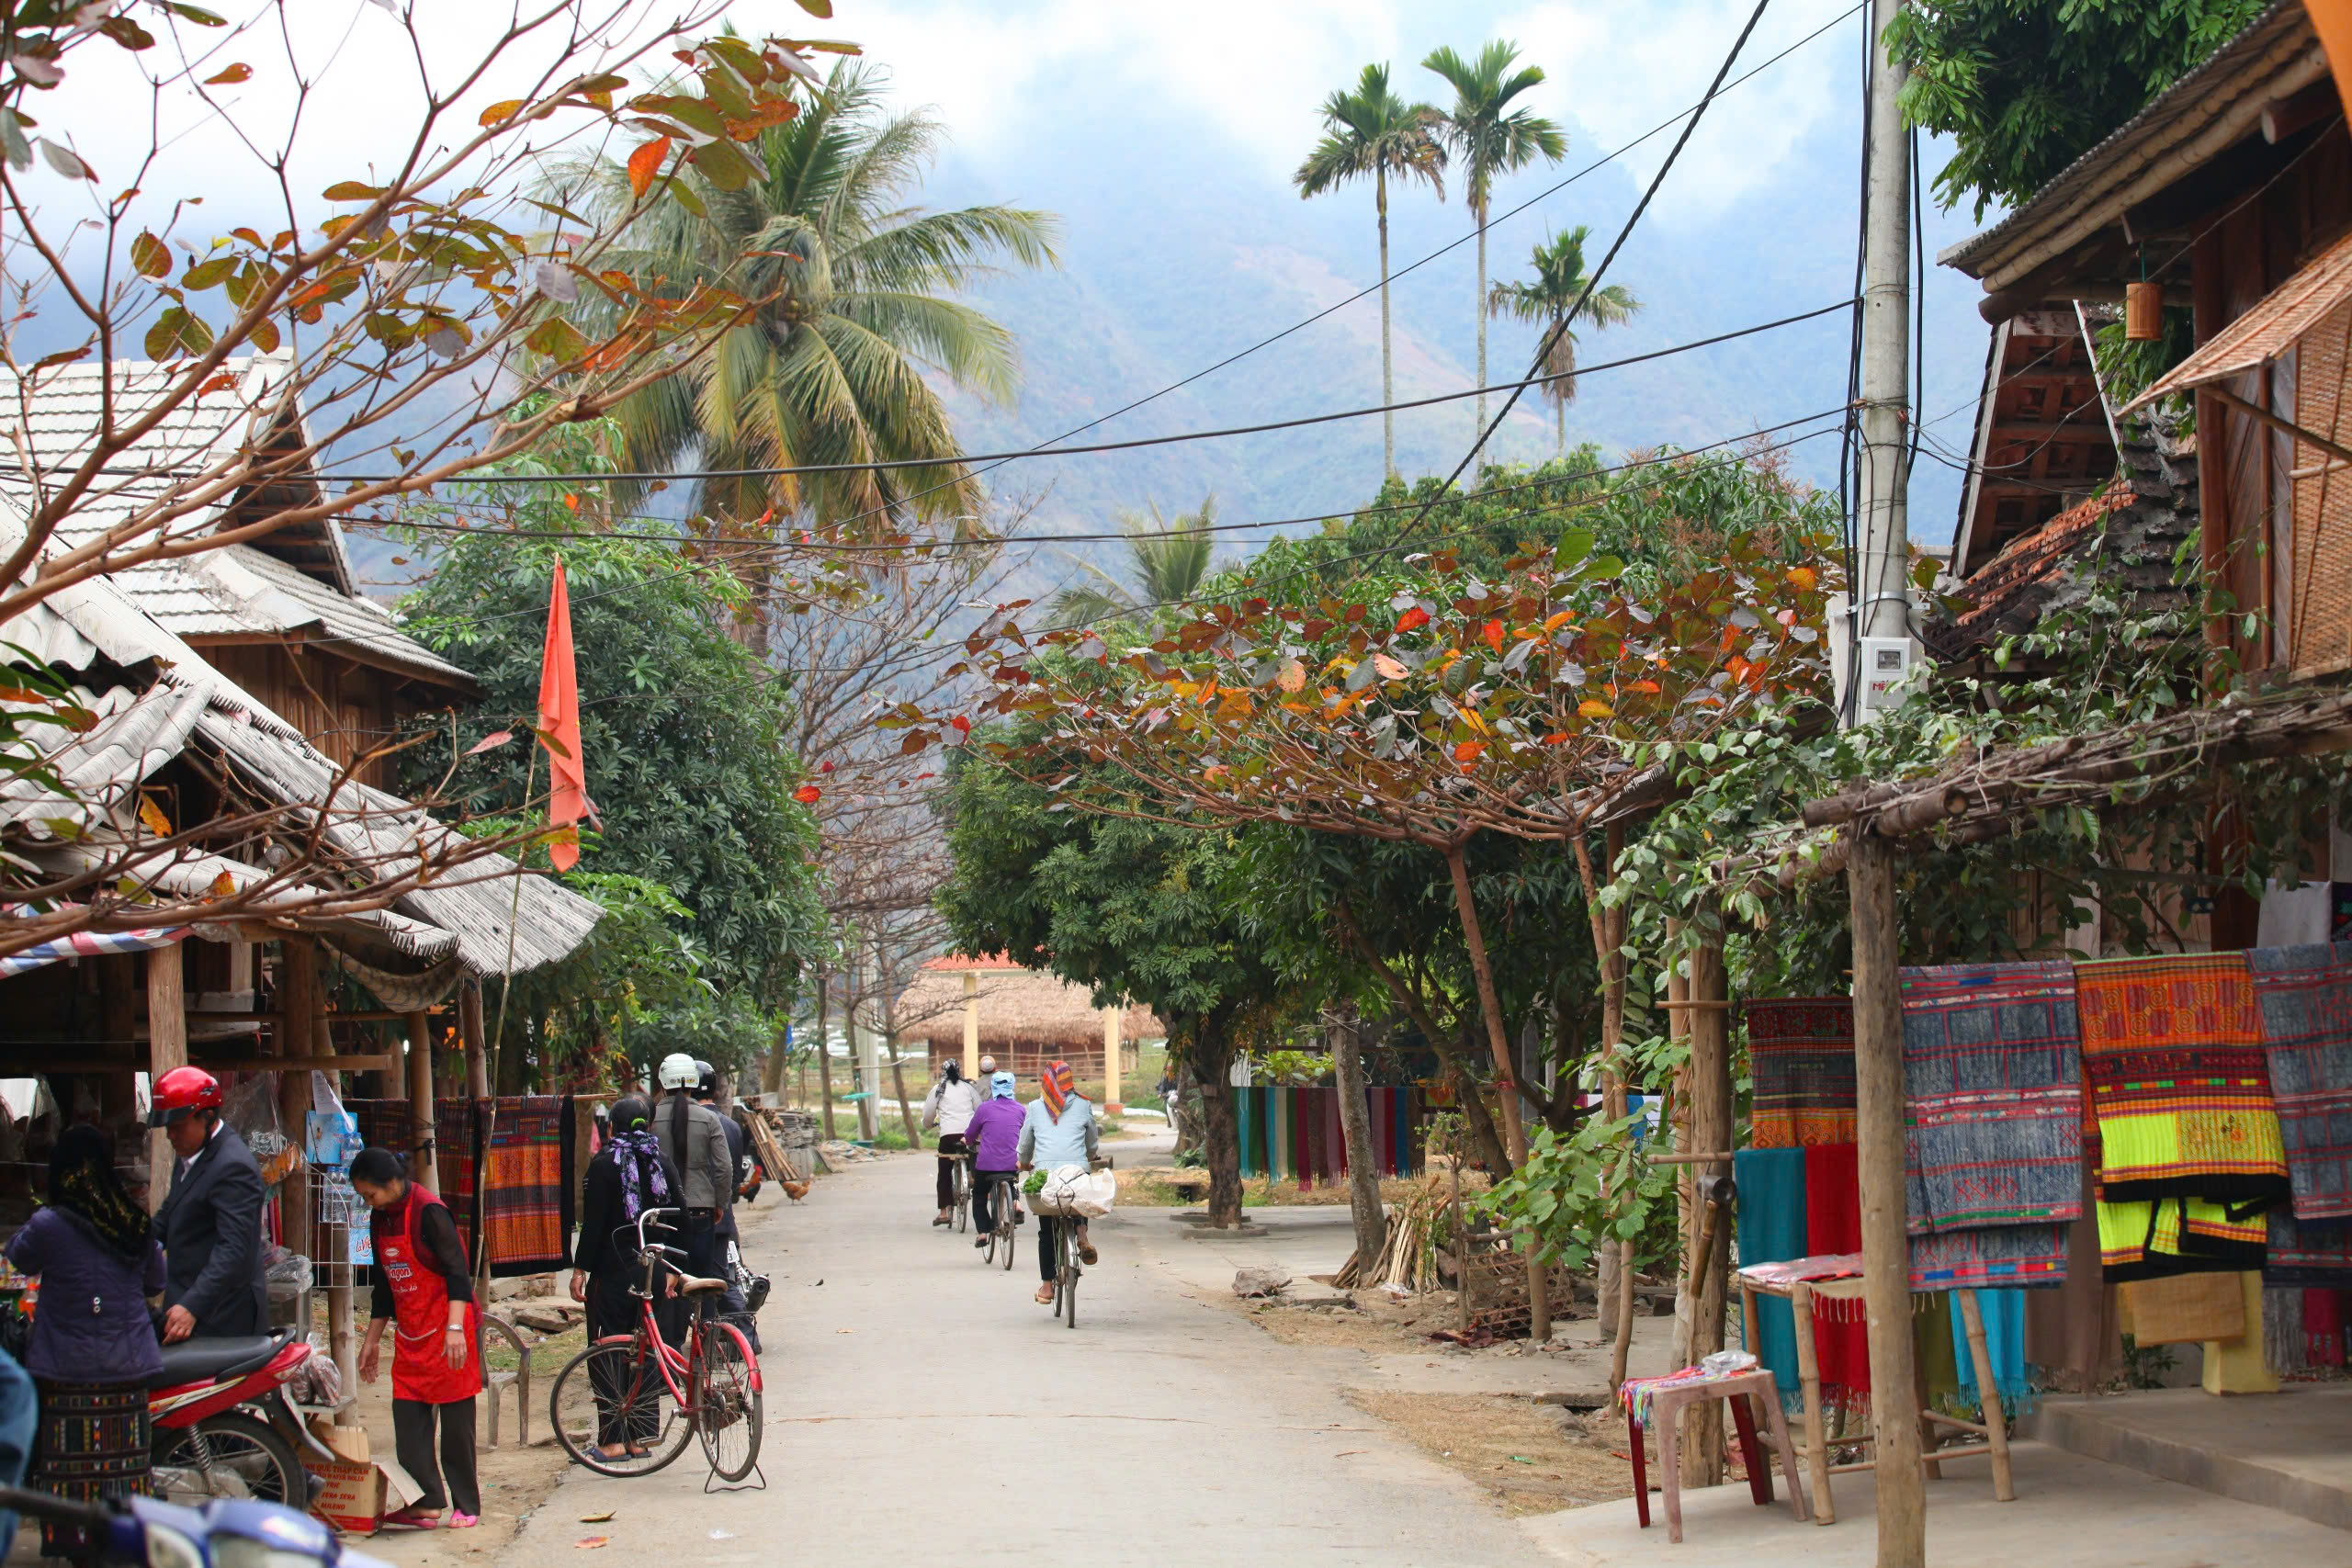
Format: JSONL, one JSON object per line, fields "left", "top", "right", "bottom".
{"left": 934, "top": 1134, "right": 969, "bottom": 1208}
{"left": 391, "top": 1396, "right": 479, "bottom": 1517}
{"left": 972, "top": 1167, "right": 1016, "bottom": 1233}
{"left": 1037, "top": 1214, "right": 1066, "bottom": 1282}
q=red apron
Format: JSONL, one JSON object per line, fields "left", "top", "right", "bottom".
{"left": 375, "top": 1184, "right": 482, "bottom": 1404}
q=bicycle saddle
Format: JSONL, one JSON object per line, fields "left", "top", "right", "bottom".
{"left": 677, "top": 1274, "right": 731, "bottom": 1296}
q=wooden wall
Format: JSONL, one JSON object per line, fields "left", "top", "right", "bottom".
{"left": 197, "top": 642, "right": 455, "bottom": 788}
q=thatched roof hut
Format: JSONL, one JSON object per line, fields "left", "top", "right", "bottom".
{"left": 897, "top": 955, "right": 1163, "bottom": 1078}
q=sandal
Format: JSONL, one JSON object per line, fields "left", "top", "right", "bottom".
{"left": 449, "top": 1514, "right": 480, "bottom": 1529}
{"left": 381, "top": 1506, "right": 442, "bottom": 1530}
{"left": 1035, "top": 1283, "right": 1055, "bottom": 1305}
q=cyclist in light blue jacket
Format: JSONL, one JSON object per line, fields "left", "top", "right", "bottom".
{"left": 1018, "top": 1061, "right": 1102, "bottom": 1304}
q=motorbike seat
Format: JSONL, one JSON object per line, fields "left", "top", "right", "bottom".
{"left": 153, "top": 1329, "right": 290, "bottom": 1385}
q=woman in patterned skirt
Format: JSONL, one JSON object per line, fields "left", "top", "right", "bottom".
{"left": 4, "top": 1125, "right": 165, "bottom": 1562}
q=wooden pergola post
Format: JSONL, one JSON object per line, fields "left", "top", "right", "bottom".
{"left": 405, "top": 1011, "right": 439, "bottom": 1193}
{"left": 1849, "top": 831, "right": 1926, "bottom": 1567}
{"left": 961, "top": 971, "right": 979, "bottom": 1083}
{"left": 144, "top": 944, "right": 187, "bottom": 1213}
{"left": 459, "top": 978, "right": 491, "bottom": 1099}
{"left": 276, "top": 938, "right": 316, "bottom": 1259}
{"left": 1102, "top": 1004, "right": 1123, "bottom": 1114}
{"left": 1682, "top": 922, "right": 1735, "bottom": 1486}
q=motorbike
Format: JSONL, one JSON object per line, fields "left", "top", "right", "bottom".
{"left": 148, "top": 1328, "right": 334, "bottom": 1508}
{"left": 0, "top": 1482, "right": 389, "bottom": 1568}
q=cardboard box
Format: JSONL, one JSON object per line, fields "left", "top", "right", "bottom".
{"left": 303, "top": 1457, "right": 418, "bottom": 1536}
{"left": 305, "top": 1416, "right": 369, "bottom": 1466}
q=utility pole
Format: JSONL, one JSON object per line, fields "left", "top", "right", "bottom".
{"left": 1849, "top": 6, "right": 1926, "bottom": 1568}
{"left": 852, "top": 933, "right": 880, "bottom": 1142}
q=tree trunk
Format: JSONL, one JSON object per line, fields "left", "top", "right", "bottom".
{"left": 1442, "top": 840, "right": 1545, "bottom": 1340}
{"left": 1556, "top": 399, "right": 1566, "bottom": 461}
{"left": 1574, "top": 827, "right": 1630, "bottom": 1347}
{"left": 816, "top": 969, "right": 837, "bottom": 1140}
{"left": 1377, "top": 167, "right": 1395, "bottom": 479}
{"left": 1333, "top": 1008, "right": 1386, "bottom": 1268}
{"left": 1474, "top": 203, "right": 1488, "bottom": 448}
{"left": 762, "top": 1018, "right": 787, "bottom": 1097}
{"left": 1190, "top": 1014, "right": 1244, "bottom": 1229}
{"left": 459, "top": 978, "right": 491, "bottom": 1099}
{"left": 1434, "top": 1040, "right": 1510, "bottom": 1177}
{"left": 887, "top": 1039, "right": 922, "bottom": 1149}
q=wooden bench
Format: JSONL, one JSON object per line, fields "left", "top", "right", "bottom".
{"left": 481, "top": 1313, "right": 531, "bottom": 1447}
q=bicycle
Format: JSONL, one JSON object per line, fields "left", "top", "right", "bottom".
{"left": 548, "top": 1208, "right": 763, "bottom": 1484}
{"left": 978, "top": 1170, "right": 1020, "bottom": 1270}
{"left": 1033, "top": 1156, "right": 1114, "bottom": 1329}
{"left": 939, "top": 1145, "right": 971, "bottom": 1232}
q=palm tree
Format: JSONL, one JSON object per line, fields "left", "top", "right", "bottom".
{"left": 1046, "top": 494, "right": 1218, "bottom": 627}
{"left": 548, "top": 61, "right": 1060, "bottom": 532}
{"left": 1487, "top": 226, "right": 1642, "bottom": 458}
{"left": 1294, "top": 64, "right": 1445, "bottom": 481}
{"left": 1423, "top": 41, "right": 1566, "bottom": 453}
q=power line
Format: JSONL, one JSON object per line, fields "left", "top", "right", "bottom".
{"left": 321, "top": 299, "right": 1854, "bottom": 487}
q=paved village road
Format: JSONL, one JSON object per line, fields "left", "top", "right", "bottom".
{"left": 494, "top": 1145, "right": 1571, "bottom": 1566}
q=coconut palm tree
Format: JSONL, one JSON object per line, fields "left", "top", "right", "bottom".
{"left": 1423, "top": 41, "right": 1566, "bottom": 451}
{"left": 1487, "top": 226, "right": 1642, "bottom": 458}
{"left": 1046, "top": 494, "right": 1218, "bottom": 627}
{"left": 547, "top": 60, "right": 1059, "bottom": 533}
{"left": 1294, "top": 64, "right": 1445, "bottom": 481}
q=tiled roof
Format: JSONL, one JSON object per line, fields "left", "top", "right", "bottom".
{"left": 1939, "top": 488, "right": 2137, "bottom": 653}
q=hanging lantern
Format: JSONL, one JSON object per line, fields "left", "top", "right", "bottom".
{"left": 2125, "top": 279, "right": 2164, "bottom": 342}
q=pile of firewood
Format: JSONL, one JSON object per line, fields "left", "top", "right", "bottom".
{"left": 1333, "top": 1184, "right": 1443, "bottom": 1292}
{"left": 741, "top": 1105, "right": 812, "bottom": 1201}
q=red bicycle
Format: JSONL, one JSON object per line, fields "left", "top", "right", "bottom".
{"left": 548, "top": 1208, "right": 763, "bottom": 1483}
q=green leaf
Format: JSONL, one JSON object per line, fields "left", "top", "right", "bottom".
{"left": 0, "top": 112, "right": 28, "bottom": 173}
{"left": 524, "top": 315, "right": 590, "bottom": 365}
{"left": 181, "top": 254, "right": 235, "bottom": 289}
{"left": 322, "top": 179, "right": 384, "bottom": 201}
{"left": 685, "top": 137, "right": 761, "bottom": 192}
{"left": 1553, "top": 525, "right": 1593, "bottom": 569}
{"left": 169, "top": 4, "right": 230, "bottom": 23}
{"left": 791, "top": 0, "right": 832, "bottom": 15}
{"left": 142, "top": 305, "right": 212, "bottom": 359}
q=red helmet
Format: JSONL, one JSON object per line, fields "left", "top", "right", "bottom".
{"left": 148, "top": 1066, "right": 223, "bottom": 1127}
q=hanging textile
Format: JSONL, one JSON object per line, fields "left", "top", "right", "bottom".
{"left": 1745, "top": 998, "right": 1855, "bottom": 1148}
{"left": 1899, "top": 961, "right": 2083, "bottom": 1236}
{"left": 325, "top": 942, "right": 460, "bottom": 1012}
{"left": 2265, "top": 1285, "right": 2309, "bottom": 1376}
{"left": 1803, "top": 1143, "right": 1871, "bottom": 1400}
{"left": 1909, "top": 1218, "right": 2069, "bottom": 1291}
{"left": 2024, "top": 1161, "right": 2123, "bottom": 1393}
{"left": 2097, "top": 1194, "right": 2265, "bottom": 1280}
{"left": 0, "top": 921, "right": 189, "bottom": 978}
{"left": 1733, "top": 1148, "right": 1807, "bottom": 1401}
{"left": 2267, "top": 1210, "right": 2352, "bottom": 1287}
{"left": 2246, "top": 942, "right": 2352, "bottom": 1221}
{"left": 1951, "top": 1290, "right": 2032, "bottom": 1415}
{"left": 480, "top": 1096, "right": 576, "bottom": 1276}
{"left": 2075, "top": 953, "right": 2290, "bottom": 1208}
{"left": 1237, "top": 1088, "right": 1257, "bottom": 1179}
{"left": 435, "top": 1099, "right": 482, "bottom": 1265}
{"left": 2307, "top": 1288, "right": 2346, "bottom": 1367}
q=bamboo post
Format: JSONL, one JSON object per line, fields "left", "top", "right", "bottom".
{"left": 961, "top": 970, "right": 979, "bottom": 1084}
{"left": 816, "top": 969, "right": 837, "bottom": 1140}
{"left": 1102, "top": 1004, "right": 1123, "bottom": 1114}
{"left": 1849, "top": 832, "right": 1925, "bottom": 1567}
{"left": 276, "top": 940, "right": 316, "bottom": 1266}
{"left": 144, "top": 944, "right": 187, "bottom": 1214}
{"left": 405, "top": 1012, "right": 439, "bottom": 1193}
{"left": 458, "top": 978, "right": 491, "bottom": 1100}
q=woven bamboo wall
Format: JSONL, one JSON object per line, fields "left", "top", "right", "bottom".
{"left": 2291, "top": 301, "right": 2352, "bottom": 670}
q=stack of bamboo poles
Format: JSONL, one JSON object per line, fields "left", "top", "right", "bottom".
{"left": 1333, "top": 1184, "right": 1443, "bottom": 1292}
{"left": 742, "top": 1106, "right": 812, "bottom": 1200}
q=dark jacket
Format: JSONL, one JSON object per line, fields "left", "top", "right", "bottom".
{"left": 572, "top": 1142, "right": 683, "bottom": 1280}
{"left": 4, "top": 1208, "right": 164, "bottom": 1385}
{"left": 154, "top": 1122, "right": 268, "bottom": 1337}
{"left": 716, "top": 1114, "right": 750, "bottom": 1239}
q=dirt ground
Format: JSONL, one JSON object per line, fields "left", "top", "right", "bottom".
{"left": 1344, "top": 1389, "right": 1634, "bottom": 1516}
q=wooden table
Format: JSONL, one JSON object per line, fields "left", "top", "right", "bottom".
{"left": 1737, "top": 1265, "right": 2015, "bottom": 1525}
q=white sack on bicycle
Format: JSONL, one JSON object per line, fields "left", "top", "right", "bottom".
{"left": 1026, "top": 1164, "right": 1115, "bottom": 1218}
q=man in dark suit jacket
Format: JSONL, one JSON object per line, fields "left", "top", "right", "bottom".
{"left": 149, "top": 1067, "right": 268, "bottom": 1341}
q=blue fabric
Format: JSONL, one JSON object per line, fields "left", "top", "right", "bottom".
{"left": 1951, "top": 1289, "right": 2032, "bottom": 1413}
{"left": 1020, "top": 1097, "right": 1095, "bottom": 1169}
{"left": 1238, "top": 1089, "right": 1255, "bottom": 1179}
{"left": 0, "top": 1346, "right": 33, "bottom": 1562}
{"left": 989, "top": 1072, "right": 1016, "bottom": 1100}
{"left": 1735, "top": 1148, "right": 1809, "bottom": 1402}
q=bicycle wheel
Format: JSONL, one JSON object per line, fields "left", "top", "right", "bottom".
{"left": 955, "top": 1163, "right": 970, "bottom": 1233}
{"left": 550, "top": 1337, "right": 693, "bottom": 1477}
{"left": 999, "top": 1212, "right": 1017, "bottom": 1271}
{"left": 1059, "top": 1232, "right": 1079, "bottom": 1329}
{"left": 151, "top": 1412, "right": 301, "bottom": 1507}
{"left": 695, "top": 1322, "right": 764, "bottom": 1483}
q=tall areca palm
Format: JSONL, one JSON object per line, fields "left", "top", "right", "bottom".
{"left": 1423, "top": 41, "right": 1566, "bottom": 450}
{"left": 550, "top": 61, "right": 1059, "bottom": 533}
{"left": 1046, "top": 494, "right": 1218, "bottom": 628}
{"left": 1294, "top": 64, "right": 1445, "bottom": 481}
{"left": 1487, "top": 225, "right": 1642, "bottom": 458}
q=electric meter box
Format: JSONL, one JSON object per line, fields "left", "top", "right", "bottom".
{"left": 1857, "top": 637, "right": 1916, "bottom": 714}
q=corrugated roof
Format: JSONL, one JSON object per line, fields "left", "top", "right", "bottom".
{"left": 1939, "top": 3, "right": 2324, "bottom": 290}
{"left": 0, "top": 679, "right": 210, "bottom": 839}
{"left": 2120, "top": 228, "right": 2352, "bottom": 414}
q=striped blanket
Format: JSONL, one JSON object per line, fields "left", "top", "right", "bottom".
{"left": 1236, "top": 1087, "right": 1421, "bottom": 1182}
{"left": 435, "top": 1099, "right": 482, "bottom": 1265}
{"left": 1909, "top": 1217, "right": 2069, "bottom": 1291}
{"left": 481, "top": 1096, "right": 576, "bottom": 1276}
{"left": 2098, "top": 1194, "right": 2266, "bottom": 1280}
{"left": 1900, "top": 961, "right": 2084, "bottom": 1235}
{"left": 2247, "top": 942, "right": 2352, "bottom": 1221}
{"left": 1746, "top": 997, "right": 1856, "bottom": 1148}
{"left": 2075, "top": 953, "right": 2290, "bottom": 1208}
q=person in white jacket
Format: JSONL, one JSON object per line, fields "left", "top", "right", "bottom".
{"left": 922, "top": 1060, "right": 984, "bottom": 1225}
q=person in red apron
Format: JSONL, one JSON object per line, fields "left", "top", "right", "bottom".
{"left": 352, "top": 1147, "right": 481, "bottom": 1529}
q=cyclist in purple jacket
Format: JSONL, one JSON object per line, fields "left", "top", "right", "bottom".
{"left": 966, "top": 1072, "right": 1026, "bottom": 1246}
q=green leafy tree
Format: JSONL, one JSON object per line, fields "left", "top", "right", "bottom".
{"left": 1295, "top": 63, "right": 1448, "bottom": 480}
{"left": 550, "top": 58, "right": 1061, "bottom": 530}
{"left": 1488, "top": 226, "right": 1643, "bottom": 457}
{"left": 1886, "top": 0, "right": 2268, "bottom": 216}
{"left": 1422, "top": 41, "right": 1567, "bottom": 445}
{"left": 1046, "top": 493, "right": 1220, "bottom": 627}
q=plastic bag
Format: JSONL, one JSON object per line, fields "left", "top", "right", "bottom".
{"left": 1025, "top": 1164, "right": 1116, "bottom": 1218}
{"left": 288, "top": 1332, "right": 343, "bottom": 1406}
{"left": 221, "top": 1074, "right": 305, "bottom": 1188}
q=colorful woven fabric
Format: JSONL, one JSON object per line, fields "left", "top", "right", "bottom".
{"left": 2097, "top": 1194, "right": 2265, "bottom": 1281}
{"left": 2309, "top": 1288, "right": 2346, "bottom": 1366}
{"left": 1235, "top": 1088, "right": 1420, "bottom": 1180}
{"left": 1746, "top": 997, "right": 1856, "bottom": 1148}
{"left": 1951, "top": 1291, "right": 2032, "bottom": 1416}
{"left": 435, "top": 1099, "right": 481, "bottom": 1265}
{"left": 1736, "top": 1254, "right": 1864, "bottom": 1290}
{"left": 1900, "top": 961, "right": 2084, "bottom": 1234}
{"left": 1908, "top": 1218, "right": 2068, "bottom": 1291}
{"left": 2267, "top": 1211, "right": 2352, "bottom": 1287}
{"left": 1804, "top": 1145, "right": 1871, "bottom": 1397}
{"left": 480, "top": 1096, "right": 575, "bottom": 1276}
{"left": 2247, "top": 942, "right": 2352, "bottom": 1221}
{"left": 1619, "top": 1361, "right": 1770, "bottom": 1427}
{"left": 2075, "top": 953, "right": 2290, "bottom": 1207}
{"left": 33, "top": 1380, "right": 149, "bottom": 1559}
{"left": 1734, "top": 1148, "right": 1808, "bottom": 1400}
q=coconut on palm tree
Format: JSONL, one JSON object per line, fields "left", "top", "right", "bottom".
{"left": 1046, "top": 494, "right": 1219, "bottom": 628}
{"left": 1294, "top": 64, "right": 1445, "bottom": 481}
{"left": 547, "top": 60, "right": 1059, "bottom": 533}
{"left": 1487, "top": 225, "right": 1641, "bottom": 458}
{"left": 1422, "top": 41, "right": 1566, "bottom": 453}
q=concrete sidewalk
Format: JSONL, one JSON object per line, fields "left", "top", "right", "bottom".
{"left": 1521, "top": 1439, "right": 2350, "bottom": 1566}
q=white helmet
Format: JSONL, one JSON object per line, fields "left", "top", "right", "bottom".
{"left": 657, "top": 1052, "right": 700, "bottom": 1090}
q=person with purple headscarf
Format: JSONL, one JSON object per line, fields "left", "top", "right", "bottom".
{"left": 569, "top": 1095, "right": 679, "bottom": 1459}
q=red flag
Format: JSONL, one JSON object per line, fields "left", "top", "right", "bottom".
{"left": 537, "top": 555, "right": 591, "bottom": 871}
